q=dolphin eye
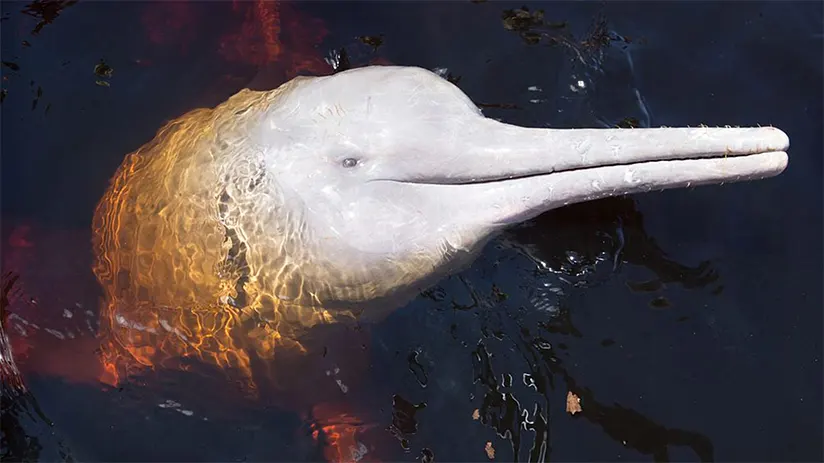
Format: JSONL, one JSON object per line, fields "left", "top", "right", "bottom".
{"left": 341, "top": 157, "right": 359, "bottom": 168}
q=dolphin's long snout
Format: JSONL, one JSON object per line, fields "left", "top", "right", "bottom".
{"left": 543, "top": 125, "right": 789, "bottom": 172}
{"left": 411, "top": 120, "right": 790, "bottom": 228}
{"left": 463, "top": 121, "right": 790, "bottom": 180}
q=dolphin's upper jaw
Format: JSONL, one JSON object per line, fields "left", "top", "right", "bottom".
{"left": 381, "top": 125, "right": 790, "bottom": 187}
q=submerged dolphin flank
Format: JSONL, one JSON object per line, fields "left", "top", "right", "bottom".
{"left": 92, "top": 65, "right": 789, "bottom": 384}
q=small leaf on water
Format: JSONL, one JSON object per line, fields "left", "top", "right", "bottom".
{"left": 484, "top": 441, "right": 495, "bottom": 459}
{"left": 94, "top": 59, "right": 113, "bottom": 79}
{"left": 356, "top": 35, "right": 384, "bottom": 52}
{"left": 566, "top": 391, "right": 582, "bottom": 415}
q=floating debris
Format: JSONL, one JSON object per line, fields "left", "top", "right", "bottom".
{"left": 566, "top": 391, "right": 582, "bottom": 415}
{"left": 501, "top": 7, "right": 566, "bottom": 45}
{"left": 472, "top": 408, "right": 480, "bottom": 420}
{"left": 94, "top": 59, "right": 113, "bottom": 78}
{"left": 21, "top": 0, "right": 79, "bottom": 36}
{"left": 2, "top": 61, "right": 20, "bottom": 71}
{"left": 1, "top": 89, "right": 6, "bottom": 103}
{"left": 502, "top": 7, "right": 545, "bottom": 32}
{"left": 499, "top": 5, "right": 641, "bottom": 78}
{"left": 484, "top": 441, "right": 495, "bottom": 459}
{"left": 94, "top": 59, "right": 113, "bottom": 87}
{"left": 356, "top": 34, "right": 384, "bottom": 52}
{"left": 491, "top": 284, "right": 508, "bottom": 302}
{"left": 615, "top": 116, "right": 641, "bottom": 129}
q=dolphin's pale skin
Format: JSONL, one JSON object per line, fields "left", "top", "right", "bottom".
{"left": 92, "top": 65, "right": 789, "bottom": 386}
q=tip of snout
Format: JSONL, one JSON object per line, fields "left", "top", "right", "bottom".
{"left": 670, "top": 125, "right": 790, "bottom": 156}
{"left": 753, "top": 127, "right": 789, "bottom": 177}
{"left": 763, "top": 150, "right": 789, "bottom": 177}
{"left": 751, "top": 126, "right": 790, "bottom": 154}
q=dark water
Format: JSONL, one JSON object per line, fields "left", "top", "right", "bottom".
{"left": 1, "top": 1, "right": 822, "bottom": 462}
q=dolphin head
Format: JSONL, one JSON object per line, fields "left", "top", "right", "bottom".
{"left": 3, "top": 56, "right": 791, "bottom": 435}
{"left": 247, "top": 66, "right": 788, "bottom": 310}
{"left": 92, "top": 64, "right": 788, "bottom": 383}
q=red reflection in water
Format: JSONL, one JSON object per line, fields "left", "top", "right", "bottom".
{"left": 3, "top": 3, "right": 394, "bottom": 460}
{"left": 139, "top": 0, "right": 333, "bottom": 82}
{"left": 2, "top": 221, "right": 104, "bottom": 386}
{"left": 218, "top": 0, "right": 283, "bottom": 66}
{"left": 140, "top": 1, "right": 198, "bottom": 54}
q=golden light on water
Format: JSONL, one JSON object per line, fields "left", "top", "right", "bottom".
{"left": 91, "top": 84, "right": 358, "bottom": 392}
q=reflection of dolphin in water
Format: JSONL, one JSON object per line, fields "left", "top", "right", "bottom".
{"left": 91, "top": 65, "right": 789, "bottom": 387}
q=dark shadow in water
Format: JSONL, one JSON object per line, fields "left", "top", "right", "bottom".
{"left": 508, "top": 196, "right": 720, "bottom": 292}
{"left": 399, "top": 203, "right": 719, "bottom": 462}
{"left": 501, "top": 328, "right": 715, "bottom": 463}
{"left": 466, "top": 294, "right": 715, "bottom": 462}
{"left": 1, "top": 272, "right": 76, "bottom": 462}
{"left": 502, "top": 197, "right": 719, "bottom": 461}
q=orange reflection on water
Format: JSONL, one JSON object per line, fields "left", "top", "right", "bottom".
{"left": 90, "top": 85, "right": 357, "bottom": 393}
{"left": 312, "top": 402, "right": 379, "bottom": 463}
{"left": 92, "top": 0, "right": 341, "bottom": 391}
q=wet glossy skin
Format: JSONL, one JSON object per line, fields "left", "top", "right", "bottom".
{"left": 90, "top": 66, "right": 789, "bottom": 390}
{"left": 0, "top": 64, "right": 793, "bottom": 463}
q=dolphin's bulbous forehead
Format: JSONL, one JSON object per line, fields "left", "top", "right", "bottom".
{"left": 269, "top": 66, "right": 483, "bottom": 125}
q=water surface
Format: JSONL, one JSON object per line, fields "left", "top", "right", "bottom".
{"left": 1, "top": 1, "right": 821, "bottom": 461}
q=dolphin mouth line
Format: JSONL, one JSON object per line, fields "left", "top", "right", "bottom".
{"left": 379, "top": 149, "right": 789, "bottom": 186}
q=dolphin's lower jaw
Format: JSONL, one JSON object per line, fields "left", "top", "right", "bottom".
{"left": 469, "top": 148, "right": 787, "bottom": 229}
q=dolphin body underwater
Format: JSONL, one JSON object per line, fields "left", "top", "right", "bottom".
{"left": 89, "top": 65, "right": 790, "bottom": 387}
